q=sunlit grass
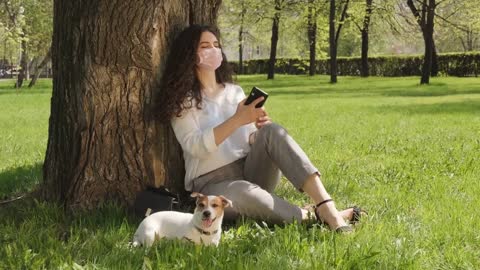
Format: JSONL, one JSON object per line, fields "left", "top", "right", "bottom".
{"left": 1, "top": 75, "right": 479, "bottom": 269}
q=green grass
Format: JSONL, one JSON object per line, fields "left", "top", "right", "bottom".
{"left": 0, "top": 79, "right": 51, "bottom": 197}
{"left": 1, "top": 75, "right": 480, "bottom": 269}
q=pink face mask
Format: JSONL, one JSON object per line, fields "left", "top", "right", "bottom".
{"left": 197, "top": 47, "right": 223, "bottom": 71}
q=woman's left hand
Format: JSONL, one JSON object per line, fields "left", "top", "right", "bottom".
{"left": 255, "top": 109, "right": 272, "bottom": 129}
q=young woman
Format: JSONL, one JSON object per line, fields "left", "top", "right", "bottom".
{"left": 154, "top": 24, "right": 364, "bottom": 232}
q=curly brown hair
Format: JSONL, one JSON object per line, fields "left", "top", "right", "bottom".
{"left": 152, "top": 24, "right": 234, "bottom": 123}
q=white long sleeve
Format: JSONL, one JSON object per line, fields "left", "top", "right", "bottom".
{"left": 171, "top": 83, "right": 257, "bottom": 191}
{"left": 171, "top": 111, "right": 218, "bottom": 158}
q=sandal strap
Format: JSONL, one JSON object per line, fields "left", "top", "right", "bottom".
{"left": 350, "top": 206, "right": 367, "bottom": 224}
{"left": 315, "top": 199, "right": 333, "bottom": 209}
{"left": 314, "top": 199, "right": 333, "bottom": 223}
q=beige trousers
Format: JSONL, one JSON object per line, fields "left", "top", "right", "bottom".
{"left": 191, "top": 123, "right": 319, "bottom": 224}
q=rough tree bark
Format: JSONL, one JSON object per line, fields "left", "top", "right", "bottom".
{"left": 267, "top": 0, "right": 281, "bottom": 80}
{"left": 43, "top": 0, "right": 221, "bottom": 209}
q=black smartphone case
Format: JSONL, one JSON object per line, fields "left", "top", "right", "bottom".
{"left": 245, "top": 86, "right": 268, "bottom": 108}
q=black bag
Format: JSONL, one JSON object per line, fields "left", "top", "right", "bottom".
{"left": 133, "top": 186, "right": 178, "bottom": 218}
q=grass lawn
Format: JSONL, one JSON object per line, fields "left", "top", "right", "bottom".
{"left": 1, "top": 75, "right": 479, "bottom": 269}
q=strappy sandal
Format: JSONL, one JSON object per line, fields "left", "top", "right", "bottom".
{"left": 314, "top": 199, "right": 353, "bottom": 233}
{"left": 347, "top": 206, "right": 368, "bottom": 225}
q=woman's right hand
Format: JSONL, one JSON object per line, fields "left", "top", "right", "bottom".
{"left": 233, "top": 97, "right": 266, "bottom": 126}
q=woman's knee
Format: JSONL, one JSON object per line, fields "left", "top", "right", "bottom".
{"left": 226, "top": 180, "right": 271, "bottom": 208}
{"left": 256, "top": 122, "right": 288, "bottom": 141}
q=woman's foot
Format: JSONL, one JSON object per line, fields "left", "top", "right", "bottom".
{"left": 314, "top": 199, "right": 350, "bottom": 231}
{"left": 338, "top": 206, "right": 367, "bottom": 224}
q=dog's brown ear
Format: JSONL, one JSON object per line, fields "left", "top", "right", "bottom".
{"left": 191, "top": 192, "right": 206, "bottom": 205}
{"left": 218, "top": 196, "right": 233, "bottom": 208}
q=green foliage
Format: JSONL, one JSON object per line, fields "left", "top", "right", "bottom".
{"left": 232, "top": 52, "right": 480, "bottom": 76}
{"left": 0, "top": 0, "right": 52, "bottom": 62}
{"left": 218, "top": 0, "right": 480, "bottom": 60}
{"left": 428, "top": 0, "right": 480, "bottom": 52}
{"left": 22, "top": 0, "right": 53, "bottom": 56}
{"left": 1, "top": 76, "right": 480, "bottom": 268}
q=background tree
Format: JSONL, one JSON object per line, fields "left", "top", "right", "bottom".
{"left": 268, "top": 0, "right": 282, "bottom": 79}
{"left": 329, "top": 0, "right": 350, "bottom": 83}
{"left": 307, "top": 0, "right": 318, "bottom": 76}
{"left": 329, "top": 0, "right": 337, "bottom": 83}
{"left": 404, "top": 0, "right": 438, "bottom": 81}
{"left": 267, "top": 0, "right": 300, "bottom": 79}
{"left": 434, "top": 0, "right": 480, "bottom": 52}
{"left": 342, "top": 0, "right": 375, "bottom": 76}
{"left": 24, "top": 0, "right": 52, "bottom": 87}
{"left": 360, "top": 0, "right": 373, "bottom": 77}
{"left": 0, "top": 25, "right": 20, "bottom": 67}
{"left": 0, "top": 0, "right": 27, "bottom": 87}
{"left": 28, "top": 47, "right": 50, "bottom": 87}
{"left": 43, "top": 0, "right": 221, "bottom": 209}
{"left": 0, "top": 0, "right": 52, "bottom": 87}
{"left": 402, "top": 0, "right": 464, "bottom": 84}
{"left": 348, "top": 0, "right": 374, "bottom": 77}
{"left": 236, "top": 1, "right": 247, "bottom": 74}
{"left": 219, "top": 0, "right": 261, "bottom": 74}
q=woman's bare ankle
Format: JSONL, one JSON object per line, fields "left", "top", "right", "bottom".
{"left": 315, "top": 202, "right": 348, "bottom": 230}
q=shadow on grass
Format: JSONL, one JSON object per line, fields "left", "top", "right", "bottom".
{"left": 381, "top": 83, "right": 480, "bottom": 97}
{"left": 0, "top": 163, "right": 137, "bottom": 237}
{"left": 377, "top": 100, "right": 480, "bottom": 115}
{"left": 266, "top": 81, "right": 480, "bottom": 98}
{"left": 0, "top": 164, "right": 136, "bottom": 238}
{"left": 0, "top": 196, "right": 137, "bottom": 248}
{"left": 0, "top": 162, "right": 43, "bottom": 198}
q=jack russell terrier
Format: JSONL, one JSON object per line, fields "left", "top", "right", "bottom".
{"left": 132, "top": 192, "right": 232, "bottom": 247}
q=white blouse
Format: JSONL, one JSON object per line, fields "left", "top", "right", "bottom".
{"left": 171, "top": 83, "right": 257, "bottom": 191}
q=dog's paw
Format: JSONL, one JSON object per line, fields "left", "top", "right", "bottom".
{"left": 127, "top": 241, "right": 141, "bottom": 248}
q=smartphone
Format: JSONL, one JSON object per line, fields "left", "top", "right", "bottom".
{"left": 244, "top": 86, "right": 268, "bottom": 108}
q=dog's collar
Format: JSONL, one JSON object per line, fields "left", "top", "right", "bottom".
{"left": 195, "top": 217, "right": 218, "bottom": 235}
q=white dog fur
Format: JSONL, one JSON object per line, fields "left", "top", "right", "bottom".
{"left": 132, "top": 192, "right": 232, "bottom": 247}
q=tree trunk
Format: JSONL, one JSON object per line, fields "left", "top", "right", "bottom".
{"left": 27, "top": 56, "right": 39, "bottom": 81}
{"left": 29, "top": 48, "right": 52, "bottom": 88}
{"left": 421, "top": 0, "right": 435, "bottom": 84}
{"left": 267, "top": 1, "right": 281, "bottom": 80}
{"left": 43, "top": 0, "right": 221, "bottom": 210}
{"left": 360, "top": 29, "right": 369, "bottom": 77}
{"left": 238, "top": 22, "right": 244, "bottom": 74}
{"left": 407, "top": 0, "right": 438, "bottom": 78}
{"left": 307, "top": 0, "right": 317, "bottom": 76}
{"left": 467, "top": 29, "right": 474, "bottom": 51}
{"left": 26, "top": 58, "right": 31, "bottom": 80}
{"left": 15, "top": 36, "right": 27, "bottom": 88}
{"left": 329, "top": 0, "right": 337, "bottom": 83}
{"left": 238, "top": 4, "right": 246, "bottom": 75}
{"left": 335, "top": 0, "right": 350, "bottom": 46}
{"left": 360, "top": 0, "right": 372, "bottom": 77}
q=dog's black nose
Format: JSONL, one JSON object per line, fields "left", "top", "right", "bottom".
{"left": 203, "top": 211, "right": 211, "bottom": 218}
